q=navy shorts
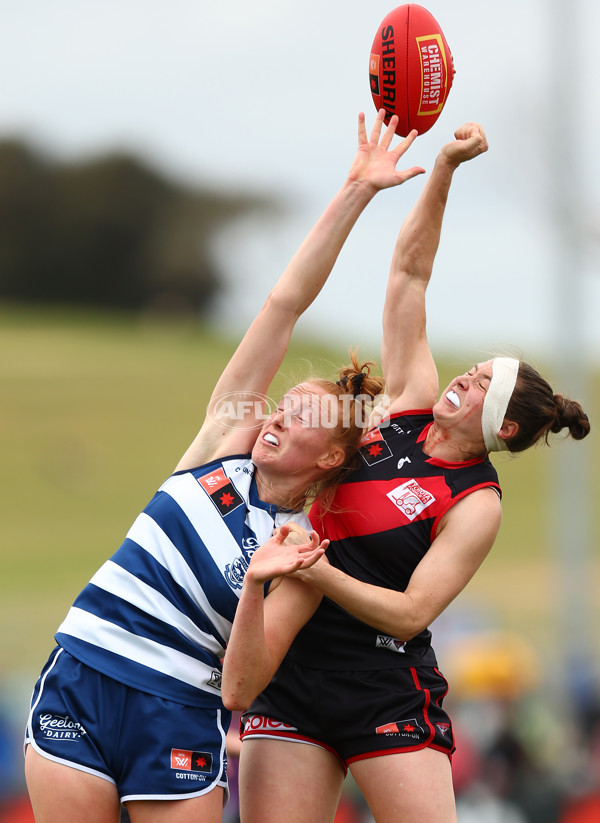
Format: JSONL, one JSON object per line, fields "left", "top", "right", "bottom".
{"left": 25, "top": 647, "right": 231, "bottom": 803}
{"left": 240, "top": 656, "right": 455, "bottom": 770}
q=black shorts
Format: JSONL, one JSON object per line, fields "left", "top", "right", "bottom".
{"left": 240, "top": 656, "right": 455, "bottom": 770}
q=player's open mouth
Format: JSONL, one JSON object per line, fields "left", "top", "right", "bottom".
{"left": 446, "top": 390, "right": 460, "bottom": 409}
{"left": 263, "top": 433, "right": 279, "bottom": 446}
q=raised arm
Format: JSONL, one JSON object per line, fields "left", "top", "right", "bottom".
{"left": 176, "top": 112, "right": 425, "bottom": 471}
{"left": 382, "top": 123, "right": 489, "bottom": 414}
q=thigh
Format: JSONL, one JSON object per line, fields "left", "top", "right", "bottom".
{"left": 126, "top": 788, "right": 224, "bottom": 823}
{"left": 350, "top": 748, "right": 457, "bottom": 823}
{"left": 25, "top": 745, "right": 121, "bottom": 823}
{"left": 239, "top": 738, "right": 344, "bottom": 823}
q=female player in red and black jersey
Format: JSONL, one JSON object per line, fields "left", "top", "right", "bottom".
{"left": 222, "top": 118, "right": 590, "bottom": 823}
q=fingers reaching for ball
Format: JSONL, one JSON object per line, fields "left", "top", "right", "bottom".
{"left": 349, "top": 109, "right": 425, "bottom": 191}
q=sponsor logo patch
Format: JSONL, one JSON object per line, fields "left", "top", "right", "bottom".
{"left": 359, "top": 428, "right": 393, "bottom": 466}
{"left": 171, "top": 748, "right": 213, "bottom": 773}
{"left": 376, "top": 635, "right": 406, "bottom": 653}
{"left": 242, "top": 714, "right": 298, "bottom": 734}
{"left": 38, "top": 713, "right": 87, "bottom": 741}
{"left": 416, "top": 34, "right": 448, "bottom": 115}
{"left": 198, "top": 468, "right": 244, "bottom": 515}
{"left": 386, "top": 478, "right": 435, "bottom": 520}
{"left": 206, "top": 670, "right": 222, "bottom": 691}
{"left": 376, "top": 717, "right": 424, "bottom": 738}
{"left": 369, "top": 53, "right": 380, "bottom": 95}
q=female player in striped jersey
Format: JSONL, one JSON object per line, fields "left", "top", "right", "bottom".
{"left": 222, "top": 120, "right": 591, "bottom": 823}
{"left": 23, "top": 112, "right": 426, "bottom": 823}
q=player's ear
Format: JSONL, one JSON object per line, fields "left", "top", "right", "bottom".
{"left": 317, "top": 447, "right": 345, "bottom": 470}
{"left": 498, "top": 419, "right": 518, "bottom": 443}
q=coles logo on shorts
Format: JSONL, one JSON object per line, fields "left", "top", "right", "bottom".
{"left": 242, "top": 715, "right": 298, "bottom": 734}
{"left": 171, "top": 748, "right": 213, "bottom": 773}
{"left": 386, "top": 479, "right": 435, "bottom": 521}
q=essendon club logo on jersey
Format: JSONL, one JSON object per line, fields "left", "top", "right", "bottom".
{"left": 171, "top": 748, "right": 213, "bottom": 773}
{"left": 386, "top": 478, "right": 435, "bottom": 521}
{"left": 359, "top": 428, "right": 393, "bottom": 466}
{"left": 198, "top": 468, "right": 244, "bottom": 515}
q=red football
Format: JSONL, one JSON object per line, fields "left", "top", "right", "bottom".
{"left": 369, "top": 4, "right": 455, "bottom": 137}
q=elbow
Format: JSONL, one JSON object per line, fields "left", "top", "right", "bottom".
{"left": 221, "top": 673, "right": 262, "bottom": 712}
{"left": 401, "top": 624, "right": 424, "bottom": 643}
{"left": 221, "top": 686, "right": 252, "bottom": 713}
{"left": 390, "top": 593, "right": 429, "bottom": 642}
{"left": 262, "top": 289, "right": 300, "bottom": 322}
{"left": 390, "top": 613, "right": 425, "bottom": 644}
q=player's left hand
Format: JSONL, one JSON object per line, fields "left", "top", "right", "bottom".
{"left": 347, "top": 109, "right": 426, "bottom": 191}
{"left": 246, "top": 525, "right": 329, "bottom": 585}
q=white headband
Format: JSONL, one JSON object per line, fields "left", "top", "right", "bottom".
{"left": 481, "top": 357, "right": 519, "bottom": 452}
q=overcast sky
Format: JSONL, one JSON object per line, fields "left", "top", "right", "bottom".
{"left": 1, "top": 0, "right": 598, "bottom": 371}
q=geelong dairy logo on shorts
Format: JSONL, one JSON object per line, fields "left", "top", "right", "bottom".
{"left": 171, "top": 748, "right": 213, "bottom": 773}
{"left": 376, "top": 635, "right": 406, "bottom": 653}
{"left": 376, "top": 717, "right": 425, "bottom": 738}
{"left": 38, "top": 713, "right": 87, "bottom": 741}
{"left": 386, "top": 479, "right": 435, "bottom": 521}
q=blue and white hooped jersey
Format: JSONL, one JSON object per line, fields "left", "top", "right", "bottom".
{"left": 55, "top": 455, "right": 310, "bottom": 708}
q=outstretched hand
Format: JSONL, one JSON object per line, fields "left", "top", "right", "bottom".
{"left": 440, "top": 122, "right": 489, "bottom": 167}
{"left": 347, "top": 109, "right": 426, "bottom": 191}
{"left": 246, "top": 524, "right": 329, "bottom": 586}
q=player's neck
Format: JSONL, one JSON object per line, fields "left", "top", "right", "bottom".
{"left": 423, "top": 423, "right": 487, "bottom": 463}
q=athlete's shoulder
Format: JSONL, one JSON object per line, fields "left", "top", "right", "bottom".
{"left": 173, "top": 453, "right": 254, "bottom": 478}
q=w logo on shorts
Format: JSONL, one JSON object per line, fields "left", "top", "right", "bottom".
{"left": 170, "top": 748, "right": 213, "bottom": 773}
{"left": 376, "top": 718, "right": 424, "bottom": 736}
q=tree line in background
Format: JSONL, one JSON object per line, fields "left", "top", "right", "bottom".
{"left": 0, "top": 139, "right": 278, "bottom": 316}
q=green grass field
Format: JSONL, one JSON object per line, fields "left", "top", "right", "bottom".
{"left": 2, "top": 304, "right": 598, "bottom": 685}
